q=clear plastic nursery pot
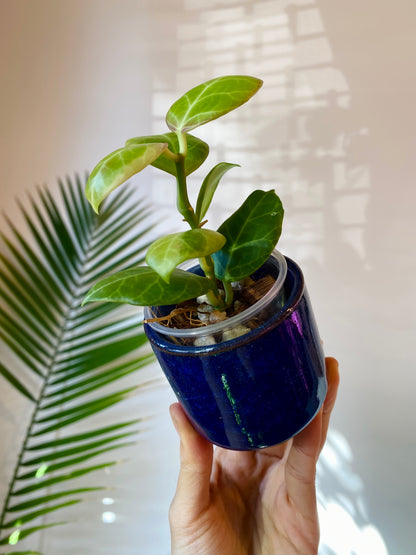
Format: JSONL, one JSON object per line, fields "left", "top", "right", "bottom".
{"left": 144, "top": 250, "right": 327, "bottom": 450}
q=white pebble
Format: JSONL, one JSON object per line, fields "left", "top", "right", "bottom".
{"left": 208, "top": 310, "right": 227, "bottom": 323}
{"left": 197, "top": 311, "right": 211, "bottom": 323}
{"left": 222, "top": 324, "right": 250, "bottom": 342}
{"left": 194, "top": 335, "right": 216, "bottom": 346}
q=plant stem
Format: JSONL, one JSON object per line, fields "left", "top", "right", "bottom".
{"left": 175, "top": 156, "right": 198, "bottom": 229}
{"left": 174, "top": 131, "right": 225, "bottom": 309}
{"left": 223, "top": 280, "right": 234, "bottom": 307}
{"left": 198, "top": 256, "right": 226, "bottom": 309}
{"left": 163, "top": 148, "right": 180, "bottom": 162}
{"left": 177, "top": 132, "right": 188, "bottom": 157}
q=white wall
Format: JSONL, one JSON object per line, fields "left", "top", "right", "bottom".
{"left": 1, "top": 1, "right": 415, "bottom": 553}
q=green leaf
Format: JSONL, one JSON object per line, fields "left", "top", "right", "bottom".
{"left": 0, "top": 177, "right": 159, "bottom": 550}
{"left": 83, "top": 266, "right": 213, "bottom": 307}
{"left": 35, "top": 388, "right": 137, "bottom": 424}
{"left": 53, "top": 335, "right": 147, "bottom": 375}
{"left": 19, "top": 443, "right": 135, "bottom": 478}
{"left": 27, "top": 420, "right": 140, "bottom": 450}
{"left": 1, "top": 500, "right": 81, "bottom": 529}
{"left": 17, "top": 443, "right": 135, "bottom": 480}
{"left": 0, "top": 326, "right": 44, "bottom": 378}
{"left": 195, "top": 163, "right": 239, "bottom": 224}
{"left": 0, "top": 522, "right": 65, "bottom": 545}
{"left": 22, "top": 433, "right": 137, "bottom": 466}
{"left": 126, "top": 133, "right": 209, "bottom": 176}
{"left": 51, "top": 348, "right": 149, "bottom": 383}
{"left": 212, "top": 190, "right": 284, "bottom": 282}
{"left": 2, "top": 551, "right": 42, "bottom": 554}
{"left": 166, "top": 75, "right": 263, "bottom": 133}
{"left": 17, "top": 201, "right": 72, "bottom": 293}
{"left": 0, "top": 305, "right": 52, "bottom": 362}
{"left": 58, "top": 316, "right": 141, "bottom": 355}
{"left": 0, "top": 363, "right": 36, "bottom": 402}
{"left": 7, "top": 488, "right": 103, "bottom": 512}
{"left": 0, "top": 234, "right": 63, "bottom": 317}
{"left": 1, "top": 219, "right": 67, "bottom": 305}
{"left": 86, "top": 143, "right": 168, "bottom": 213}
{"left": 31, "top": 396, "right": 131, "bottom": 436}
{"left": 0, "top": 174, "right": 159, "bottom": 524}
{"left": 12, "top": 463, "right": 117, "bottom": 496}
{"left": 0, "top": 267, "right": 57, "bottom": 341}
{"left": 146, "top": 229, "right": 226, "bottom": 283}
{"left": 43, "top": 359, "right": 153, "bottom": 405}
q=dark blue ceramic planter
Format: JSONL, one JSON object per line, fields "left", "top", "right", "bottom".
{"left": 144, "top": 252, "right": 326, "bottom": 450}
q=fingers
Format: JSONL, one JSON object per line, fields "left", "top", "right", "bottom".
{"left": 320, "top": 357, "right": 340, "bottom": 452}
{"left": 169, "top": 403, "right": 213, "bottom": 521}
{"left": 284, "top": 357, "right": 339, "bottom": 515}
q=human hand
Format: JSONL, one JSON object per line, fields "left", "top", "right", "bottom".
{"left": 168, "top": 357, "right": 339, "bottom": 555}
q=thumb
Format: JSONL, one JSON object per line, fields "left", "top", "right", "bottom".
{"left": 284, "top": 357, "right": 340, "bottom": 515}
{"left": 169, "top": 403, "right": 213, "bottom": 520}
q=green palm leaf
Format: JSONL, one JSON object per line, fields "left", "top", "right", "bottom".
{"left": 1, "top": 500, "right": 82, "bottom": 529}
{"left": 0, "top": 175, "right": 158, "bottom": 550}
{"left": 0, "top": 523, "right": 66, "bottom": 546}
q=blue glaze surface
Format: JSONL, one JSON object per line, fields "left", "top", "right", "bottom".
{"left": 145, "top": 257, "right": 326, "bottom": 450}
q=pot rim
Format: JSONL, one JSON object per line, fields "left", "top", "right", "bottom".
{"left": 143, "top": 249, "right": 287, "bottom": 338}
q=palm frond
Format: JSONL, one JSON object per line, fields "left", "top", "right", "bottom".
{"left": 0, "top": 175, "right": 158, "bottom": 549}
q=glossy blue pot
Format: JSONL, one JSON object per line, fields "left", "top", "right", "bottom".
{"left": 144, "top": 252, "right": 326, "bottom": 450}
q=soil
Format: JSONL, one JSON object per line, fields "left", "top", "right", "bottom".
{"left": 144, "top": 274, "right": 275, "bottom": 331}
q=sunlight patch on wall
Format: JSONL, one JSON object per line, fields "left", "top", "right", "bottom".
{"left": 318, "top": 430, "right": 389, "bottom": 554}
{"left": 295, "top": 6, "right": 325, "bottom": 35}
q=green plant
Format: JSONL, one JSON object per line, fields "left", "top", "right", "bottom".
{"left": 83, "top": 75, "right": 284, "bottom": 312}
{"left": 0, "top": 176, "right": 156, "bottom": 549}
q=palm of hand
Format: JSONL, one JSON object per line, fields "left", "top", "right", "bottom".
{"left": 182, "top": 439, "right": 319, "bottom": 555}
